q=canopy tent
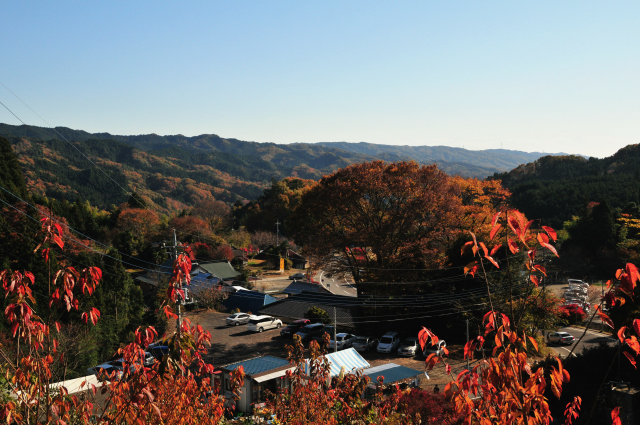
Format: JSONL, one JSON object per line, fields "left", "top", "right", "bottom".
{"left": 305, "top": 348, "right": 370, "bottom": 378}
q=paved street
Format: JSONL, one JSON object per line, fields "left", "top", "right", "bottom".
{"left": 315, "top": 271, "right": 358, "bottom": 297}
{"left": 547, "top": 326, "right": 617, "bottom": 359}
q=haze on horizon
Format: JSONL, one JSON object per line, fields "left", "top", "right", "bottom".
{"left": 2, "top": 1, "right": 639, "bottom": 159}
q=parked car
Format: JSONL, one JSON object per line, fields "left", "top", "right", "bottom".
{"left": 377, "top": 332, "right": 401, "bottom": 353}
{"left": 352, "top": 336, "right": 378, "bottom": 352}
{"left": 397, "top": 337, "right": 420, "bottom": 357}
{"left": 290, "top": 273, "right": 307, "bottom": 280}
{"left": 143, "top": 351, "right": 156, "bottom": 366}
{"left": 329, "top": 333, "right": 356, "bottom": 350}
{"left": 548, "top": 332, "right": 575, "bottom": 345}
{"left": 87, "top": 359, "right": 125, "bottom": 376}
{"left": 313, "top": 325, "right": 335, "bottom": 343}
{"left": 247, "top": 315, "right": 283, "bottom": 332}
{"left": 567, "top": 279, "right": 588, "bottom": 288}
{"left": 295, "top": 323, "right": 325, "bottom": 342}
{"left": 226, "top": 312, "right": 251, "bottom": 326}
{"left": 150, "top": 345, "right": 169, "bottom": 360}
{"left": 423, "top": 340, "right": 447, "bottom": 357}
{"left": 280, "top": 319, "right": 311, "bottom": 337}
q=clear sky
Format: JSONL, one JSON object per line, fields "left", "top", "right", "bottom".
{"left": 2, "top": 1, "right": 639, "bottom": 158}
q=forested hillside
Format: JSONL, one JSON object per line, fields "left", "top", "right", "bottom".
{"left": 492, "top": 146, "right": 640, "bottom": 228}
{"left": 0, "top": 123, "right": 572, "bottom": 214}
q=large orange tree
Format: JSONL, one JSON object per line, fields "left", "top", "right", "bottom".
{"left": 292, "top": 161, "right": 508, "bottom": 284}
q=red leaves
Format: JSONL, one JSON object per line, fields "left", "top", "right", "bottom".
{"left": 633, "top": 319, "right": 640, "bottom": 337}
{"left": 530, "top": 275, "right": 540, "bottom": 287}
{"left": 463, "top": 340, "right": 475, "bottom": 360}
{"left": 80, "top": 308, "right": 100, "bottom": 326}
{"left": 163, "top": 305, "right": 178, "bottom": 320}
{"left": 623, "top": 352, "right": 637, "bottom": 369}
{"left": 464, "top": 262, "right": 479, "bottom": 277}
{"left": 418, "top": 327, "right": 439, "bottom": 351}
{"left": 507, "top": 238, "right": 519, "bottom": 254}
{"left": 527, "top": 335, "right": 539, "bottom": 352}
{"left": 595, "top": 308, "right": 614, "bottom": 329}
{"left": 489, "top": 223, "right": 502, "bottom": 241}
{"left": 618, "top": 327, "right": 628, "bottom": 344}
{"left": 135, "top": 326, "right": 158, "bottom": 347}
{"left": 542, "top": 226, "right": 557, "bottom": 242}
{"left": 563, "top": 396, "right": 581, "bottom": 425}
{"left": 612, "top": 407, "right": 622, "bottom": 425}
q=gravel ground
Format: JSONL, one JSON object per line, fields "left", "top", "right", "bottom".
{"left": 177, "top": 309, "right": 476, "bottom": 390}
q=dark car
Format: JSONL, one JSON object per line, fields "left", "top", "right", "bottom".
{"left": 312, "top": 325, "right": 335, "bottom": 343}
{"left": 295, "top": 323, "right": 325, "bottom": 342}
{"left": 150, "top": 345, "right": 169, "bottom": 360}
{"left": 280, "top": 319, "right": 311, "bottom": 337}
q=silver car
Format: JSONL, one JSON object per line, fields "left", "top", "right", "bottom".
{"left": 226, "top": 312, "right": 251, "bottom": 326}
{"left": 548, "top": 332, "right": 575, "bottom": 345}
{"left": 423, "top": 340, "right": 447, "bottom": 357}
{"left": 329, "top": 333, "right": 356, "bottom": 350}
{"left": 352, "top": 336, "right": 377, "bottom": 352}
{"left": 397, "top": 337, "right": 420, "bottom": 357}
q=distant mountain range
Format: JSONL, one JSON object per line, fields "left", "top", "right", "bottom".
{"left": 0, "top": 123, "right": 577, "bottom": 213}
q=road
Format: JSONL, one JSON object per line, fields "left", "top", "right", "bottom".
{"left": 547, "top": 326, "right": 617, "bottom": 359}
{"left": 315, "top": 271, "right": 357, "bottom": 297}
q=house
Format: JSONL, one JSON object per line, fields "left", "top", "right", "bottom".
{"left": 252, "top": 248, "right": 308, "bottom": 270}
{"left": 193, "top": 261, "right": 242, "bottom": 281}
{"left": 282, "top": 280, "right": 332, "bottom": 296}
{"left": 286, "top": 249, "right": 308, "bottom": 270}
{"left": 219, "top": 356, "right": 295, "bottom": 413}
{"left": 221, "top": 290, "right": 278, "bottom": 314}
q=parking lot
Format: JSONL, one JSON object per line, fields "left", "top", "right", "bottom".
{"left": 181, "top": 309, "right": 474, "bottom": 389}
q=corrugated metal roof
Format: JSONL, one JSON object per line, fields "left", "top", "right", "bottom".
{"left": 363, "top": 363, "right": 422, "bottom": 384}
{"left": 305, "top": 348, "right": 369, "bottom": 378}
{"left": 197, "top": 261, "right": 241, "bottom": 280}
{"left": 221, "top": 356, "right": 291, "bottom": 376}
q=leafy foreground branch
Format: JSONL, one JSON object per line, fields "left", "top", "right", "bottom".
{"left": 2, "top": 209, "right": 640, "bottom": 424}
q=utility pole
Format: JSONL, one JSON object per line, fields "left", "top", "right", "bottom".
{"left": 275, "top": 220, "right": 281, "bottom": 246}
{"left": 171, "top": 228, "right": 182, "bottom": 337}
{"left": 466, "top": 319, "right": 470, "bottom": 372}
{"left": 333, "top": 307, "right": 337, "bottom": 353}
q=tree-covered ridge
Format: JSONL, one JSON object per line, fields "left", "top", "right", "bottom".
{"left": 492, "top": 145, "right": 640, "bottom": 228}
{"left": 0, "top": 123, "right": 572, "bottom": 180}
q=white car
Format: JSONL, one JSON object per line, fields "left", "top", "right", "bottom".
{"left": 247, "top": 315, "right": 283, "bottom": 333}
{"left": 423, "top": 340, "right": 447, "bottom": 357}
{"left": 329, "top": 333, "right": 356, "bottom": 350}
{"left": 548, "top": 332, "right": 575, "bottom": 345}
{"left": 376, "top": 332, "right": 401, "bottom": 353}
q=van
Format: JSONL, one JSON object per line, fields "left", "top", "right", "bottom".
{"left": 247, "top": 315, "right": 283, "bottom": 333}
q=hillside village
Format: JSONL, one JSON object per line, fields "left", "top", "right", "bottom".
{"left": 2, "top": 131, "right": 640, "bottom": 424}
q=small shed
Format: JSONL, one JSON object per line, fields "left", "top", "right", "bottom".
{"left": 220, "top": 356, "right": 295, "bottom": 413}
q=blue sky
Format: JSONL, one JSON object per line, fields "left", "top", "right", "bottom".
{"left": 2, "top": 1, "right": 639, "bottom": 158}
